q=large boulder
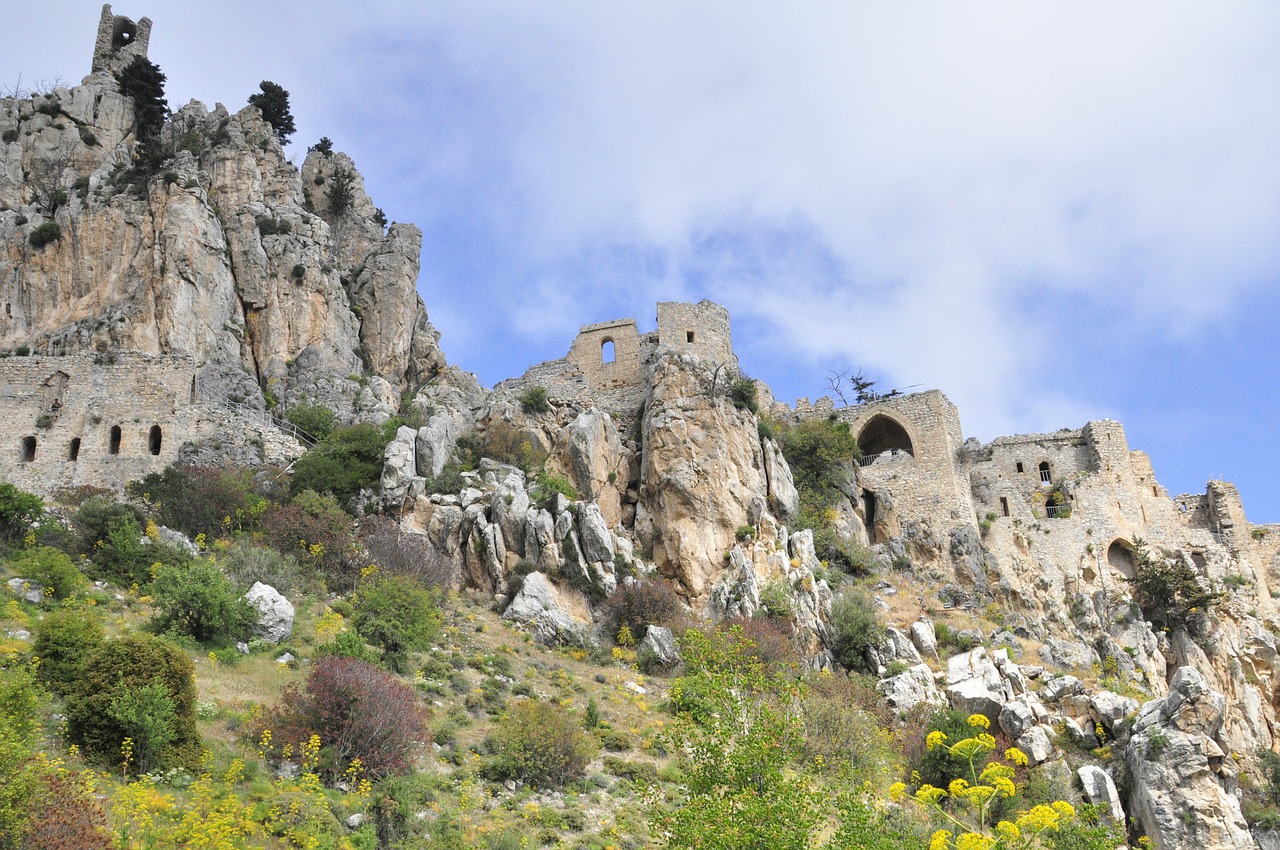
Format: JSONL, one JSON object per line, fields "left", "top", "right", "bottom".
{"left": 1124, "top": 667, "right": 1254, "bottom": 850}
{"left": 1077, "top": 765, "right": 1125, "bottom": 825}
{"left": 945, "top": 647, "right": 1013, "bottom": 722}
{"left": 877, "top": 663, "right": 947, "bottom": 714}
{"left": 244, "top": 582, "right": 294, "bottom": 643}
{"left": 502, "top": 571, "right": 592, "bottom": 647}
{"left": 640, "top": 625, "right": 681, "bottom": 667}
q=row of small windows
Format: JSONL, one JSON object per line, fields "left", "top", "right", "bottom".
{"left": 1014, "top": 460, "right": 1053, "bottom": 484}
{"left": 19, "top": 425, "right": 162, "bottom": 462}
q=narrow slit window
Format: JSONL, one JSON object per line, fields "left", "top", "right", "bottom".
{"left": 68, "top": 437, "right": 81, "bottom": 461}
{"left": 1015, "top": 461, "right": 1024, "bottom": 473}
{"left": 686, "top": 330, "right": 695, "bottom": 343}
{"left": 999, "top": 497, "right": 1009, "bottom": 517}
{"left": 109, "top": 425, "right": 122, "bottom": 455}
{"left": 20, "top": 436, "right": 36, "bottom": 462}
{"left": 149, "top": 425, "right": 162, "bottom": 456}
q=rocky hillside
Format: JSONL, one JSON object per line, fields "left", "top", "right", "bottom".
{"left": 0, "top": 67, "right": 446, "bottom": 418}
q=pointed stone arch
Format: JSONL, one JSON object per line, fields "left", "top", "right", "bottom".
{"left": 1107, "top": 539, "right": 1137, "bottom": 579}
{"left": 857, "top": 413, "right": 915, "bottom": 457}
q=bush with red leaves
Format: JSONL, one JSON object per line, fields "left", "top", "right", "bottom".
{"left": 602, "top": 578, "right": 683, "bottom": 642}
{"left": 263, "top": 657, "right": 429, "bottom": 782}
{"left": 23, "top": 772, "right": 112, "bottom": 850}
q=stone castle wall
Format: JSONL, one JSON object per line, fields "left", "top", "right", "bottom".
{"left": 0, "top": 352, "right": 196, "bottom": 495}
{"left": 91, "top": 4, "right": 153, "bottom": 76}
{"left": 655, "top": 300, "right": 735, "bottom": 366}
{"left": 0, "top": 351, "right": 305, "bottom": 496}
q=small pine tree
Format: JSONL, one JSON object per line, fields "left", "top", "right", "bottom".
{"left": 249, "top": 81, "right": 297, "bottom": 145}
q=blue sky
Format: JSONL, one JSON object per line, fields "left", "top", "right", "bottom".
{"left": 5, "top": 3, "right": 1279, "bottom": 522}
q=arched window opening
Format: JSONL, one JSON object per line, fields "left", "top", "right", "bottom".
{"left": 68, "top": 437, "right": 81, "bottom": 461}
{"left": 601, "top": 338, "right": 615, "bottom": 364}
{"left": 857, "top": 414, "right": 914, "bottom": 458}
{"left": 1107, "top": 540, "right": 1137, "bottom": 579}
{"left": 109, "top": 425, "right": 122, "bottom": 455}
{"left": 1038, "top": 461, "right": 1051, "bottom": 484}
{"left": 149, "top": 425, "right": 162, "bottom": 456}
{"left": 20, "top": 436, "right": 36, "bottom": 462}
{"left": 112, "top": 19, "right": 136, "bottom": 48}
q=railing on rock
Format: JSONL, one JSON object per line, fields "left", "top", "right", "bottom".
{"left": 1045, "top": 504, "right": 1072, "bottom": 519}
{"left": 197, "top": 387, "right": 318, "bottom": 447}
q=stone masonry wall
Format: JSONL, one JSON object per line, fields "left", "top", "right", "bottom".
{"left": 655, "top": 301, "right": 736, "bottom": 368}
{"left": 0, "top": 352, "right": 195, "bottom": 495}
{"left": 832, "top": 390, "right": 975, "bottom": 529}
{"left": 564, "top": 319, "right": 645, "bottom": 391}
{"left": 91, "top": 4, "right": 153, "bottom": 76}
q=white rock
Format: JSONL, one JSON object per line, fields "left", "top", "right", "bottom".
{"left": 945, "top": 647, "right": 1012, "bottom": 722}
{"left": 909, "top": 618, "right": 939, "bottom": 660}
{"left": 1015, "top": 726, "right": 1054, "bottom": 766}
{"left": 877, "top": 663, "right": 947, "bottom": 713}
{"left": 1077, "top": 765, "right": 1125, "bottom": 825}
{"left": 624, "top": 681, "right": 646, "bottom": 695}
{"left": 346, "top": 813, "right": 367, "bottom": 829}
{"left": 7, "top": 578, "right": 42, "bottom": 605}
{"left": 502, "top": 572, "right": 591, "bottom": 647}
{"left": 245, "top": 582, "right": 295, "bottom": 643}
{"left": 640, "top": 625, "right": 681, "bottom": 667}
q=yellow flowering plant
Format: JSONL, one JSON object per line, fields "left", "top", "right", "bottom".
{"left": 891, "top": 714, "right": 1079, "bottom": 849}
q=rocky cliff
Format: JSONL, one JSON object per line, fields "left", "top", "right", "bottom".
{"left": 0, "top": 68, "right": 446, "bottom": 419}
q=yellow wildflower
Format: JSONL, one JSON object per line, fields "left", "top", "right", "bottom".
{"left": 929, "top": 830, "right": 952, "bottom": 850}
{"left": 967, "top": 713, "right": 991, "bottom": 729}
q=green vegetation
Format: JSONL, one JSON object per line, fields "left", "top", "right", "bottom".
{"left": 829, "top": 589, "right": 883, "bottom": 670}
{"left": 27, "top": 221, "right": 61, "bottom": 249}
{"left": 352, "top": 573, "right": 442, "bottom": 672}
{"left": 519, "top": 385, "right": 551, "bottom": 415}
{"left": 283, "top": 400, "right": 338, "bottom": 441}
{"left": 1129, "top": 547, "right": 1225, "bottom": 633}
{"left": 148, "top": 557, "right": 256, "bottom": 646}
{"left": 290, "top": 423, "right": 390, "bottom": 509}
{"left": 326, "top": 164, "right": 356, "bottom": 215}
{"left": 483, "top": 699, "right": 598, "bottom": 788}
{"left": 531, "top": 470, "right": 578, "bottom": 510}
{"left": 248, "top": 80, "right": 297, "bottom": 145}
{"left": 727, "top": 375, "right": 758, "bottom": 413}
{"left": 776, "top": 416, "right": 868, "bottom": 570}
{"left": 115, "top": 56, "right": 168, "bottom": 174}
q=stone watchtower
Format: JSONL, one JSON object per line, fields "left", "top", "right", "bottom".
{"left": 91, "top": 4, "right": 152, "bottom": 76}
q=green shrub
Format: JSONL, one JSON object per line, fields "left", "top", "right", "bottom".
{"left": 73, "top": 496, "right": 144, "bottom": 552}
{"left": 256, "top": 216, "right": 292, "bottom": 236}
{"left": 0, "top": 663, "right": 45, "bottom": 748}
{"left": 602, "top": 578, "right": 681, "bottom": 643}
{"left": 911, "top": 708, "right": 979, "bottom": 789}
{"left": 353, "top": 574, "right": 442, "bottom": 673}
{"left": 829, "top": 590, "right": 882, "bottom": 671}
{"left": 728, "top": 376, "right": 758, "bottom": 413}
{"left": 777, "top": 418, "right": 860, "bottom": 510}
{"left": 531, "top": 470, "right": 577, "bottom": 511}
{"left": 1129, "top": 548, "right": 1225, "bottom": 632}
{"left": 757, "top": 579, "right": 793, "bottom": 620}
{"left": 315, "top": 627, "right": 380, "bottom": 665}
{"left": 149, "top": 558, "right": 256, "bottom": 646}
{"left": 27, "top": 221, "right": 61, "bottom": 249}
{"left": 67, "top": 635, "right": 201, "bottom": 772}
{"left": 291, "top": 423, "right": 387, "bottom": 509}
{"left": 0, "top": 481, "right": 43, "bottom": 543}
{"left": 518, "top": 386, "right": 550, "bottom": 415}
{"left": 219, "top": 540, "right": 304, "bottom": 594}
{"left": 308, "top": 137, "right": 334, "bottom": 156}
{"left": 129, "top": 464, "right": 266, "bottom": 540}
{"left": 291, "top": 263, "right": 306, "bottom": 279}
{"left": 33, "top": 608, "right": 104, "bottom": 693}
{"left": 455, "top": 421, "right": 547, "bottom": 473}
{"left": 603, "top": 754, "right": 658, "bottom": 784}
{"left": 483, "top": 700, "right": 598, "bottom": 788}
{"left": 1, "top": 129, "right": 17, "bottom": 144}
{"left": 6, "top": 545, "right": 86, "bottom": 599}
{"left": 283, "top": 401, "right": 337, "bottom": 441}
{"left": 80, "top": 128, "right": 98, "bottom": 146}
{"left": 326, "top": 165, "right": 356, "bottom": 215}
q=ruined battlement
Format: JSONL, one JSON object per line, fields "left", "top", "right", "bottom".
{"left": 91, "top": 4, "right": 152, "bottom": 76}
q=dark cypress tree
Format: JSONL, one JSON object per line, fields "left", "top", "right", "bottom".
{"left": 249, "top": 81, "right": 297, "bottom": 145}
{"left": 115, "top": 56, "right": 168, "bottom": 173}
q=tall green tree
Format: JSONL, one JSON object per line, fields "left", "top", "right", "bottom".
{"left": 115, "top": 56, "right": 168, "bottom": 172}
{"left": 249, "top": 80, "right": 297, "bottom": 145}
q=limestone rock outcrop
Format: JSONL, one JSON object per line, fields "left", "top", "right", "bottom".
{"left": 245, "top": 581, "right": 294, "bottom": 644}
{"left": 1124, "top": 667, "right": 1254, "bottom": 850}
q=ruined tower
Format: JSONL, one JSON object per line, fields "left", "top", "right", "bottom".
{"left": 90, "top": 4, "right": 152, "bottom": 76}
